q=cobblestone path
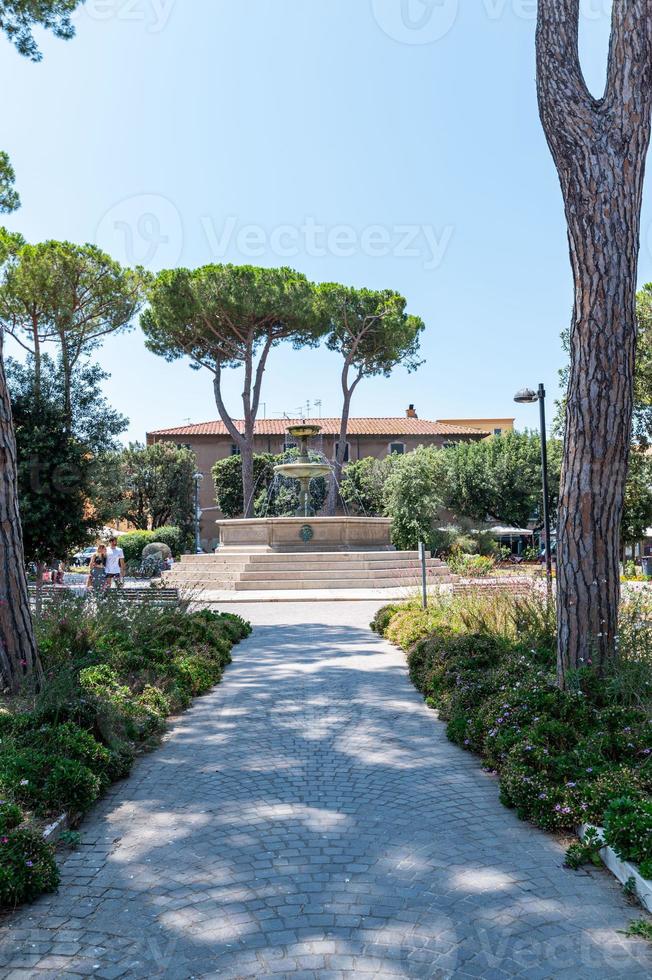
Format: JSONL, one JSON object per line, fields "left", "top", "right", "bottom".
{"left": 1, "top": 601, "right": 651, "bottom": 979}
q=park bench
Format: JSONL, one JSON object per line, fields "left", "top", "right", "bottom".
{"left": 28, "top": 584, "right": 182, "bottom": 610}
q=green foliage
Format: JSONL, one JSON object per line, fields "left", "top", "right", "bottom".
{"left": 376, "top": 594, "right": 652, "bottom": 841}
{"left": 383, "top": 447, "right": 445, "bottom": 551}
{"left": 117, "top": 526, "right": 183, "bottom": 562}
{"left": 143, "top": 264, "right": 323, "bottom": 372}
{"left": 565, "top": 827, "right": 604, "bottom": 869}
{"left": 0, "top": 1, "right": 82, "bottom": 61}
{"left": 339, "top": 455, "right": 395, "bottom": 516}
{"left": 318, "top": 283, "right": 424, "bottom": 383}
{"left": 0, "top": 595, "right": 251, "bottom": 909}
{"left": 0, "top": 151, "right": 19, "bottom": 213}
{"left": 103, "top": 442, "right": 196, "bottom": 541}
{"left": 447, "top": 553, "right": 495, "bottom": 577}
{"left": 441, "top": 430, "right": 563, "bottom": 529}
{"left": 604, "top": 797, "right": 652, "bottom": 870}
{"left": 212, "top": 450, "right": 328, "bottom": 519}
{"left": 7, "top": 355, "right": 127, "bottom": 565}
{"left": 0, "top": 829, "right": 59, "bottom": 910}
{"left": 0, "top": 802, "right": 22, "bottom": 835}
{"left": 626, "top": 919, "right": 652, "bottom": 941}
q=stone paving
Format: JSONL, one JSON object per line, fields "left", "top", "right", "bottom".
{"left": 1, "top": 600, "right": 651, "bottom": 979}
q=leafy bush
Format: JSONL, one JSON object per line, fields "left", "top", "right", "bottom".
{"left": 383, "top": 447, "right": 445, "bottom": 551}
{"left": 376, "top": 593, "right": 652, "bottom": 846}
{"left": 0, "top": 594, "right": 251, "bottom": 909}
{"left": 0, "top": 830, "right": 60, "bottom": 909}
{"left": 117, "top": 530, "right": 156, "bottom": 563}
{"left": 604, "top": 796, "right": 652, "bottom": 874}
{"left": 0, "top": 802, "right": 23, "bottom": 835}
{"left": 447, "top": 553, "right": 495, "bottom": 577}
{"left": 117, "top": 526, "right": 184, "bottom": 562}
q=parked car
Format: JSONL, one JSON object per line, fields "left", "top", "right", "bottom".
{"left": 70, "top": 546, "right": 97, "bottom": 567}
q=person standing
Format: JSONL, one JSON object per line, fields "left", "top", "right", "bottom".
{"left": 87, "top": 544, "right": 107, "bottom": 591}
{"left": 105, "top": 537, "right": 125, "bottom": 588}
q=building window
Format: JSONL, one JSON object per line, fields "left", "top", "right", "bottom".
{"left": 230, "top": 444, "right": 241, "bottom": 456}
{"left": 283, "top": 440, "right": 297, "bottom": 452}
{"left": 494, "top": 428, "right": 503, "bottom": 437}
{"left": 334, "top": 441, "right": 350, "bottom": 463}
{"left": 389, "top": 442, "right": 406, "bottom": 455}
{"left": 176, "top": 443, "right": 191, "bottom": 450}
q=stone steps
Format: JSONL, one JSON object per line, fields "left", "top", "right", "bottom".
{"left": 165, "top": 548, "right": 454, "bottom": 593}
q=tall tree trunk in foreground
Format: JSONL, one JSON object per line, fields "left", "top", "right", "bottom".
{"left": 0, "top": 334, "right": 41, "bottom": 693}
{"left": 536, "top": 1, "right": 652, "bottom": 684}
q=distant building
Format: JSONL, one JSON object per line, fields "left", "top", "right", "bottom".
{"left": 436, "top": 417, "right": 515, "bottom": 439}
{"left": 147, "top": 406, "right": 490, "bottom": 546}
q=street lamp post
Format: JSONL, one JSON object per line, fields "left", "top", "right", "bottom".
{"left": 514, "top": 384, "right": 553, "bottom": 589}
{"left": 193, "top": 472, "right": 204, "bottom": 554}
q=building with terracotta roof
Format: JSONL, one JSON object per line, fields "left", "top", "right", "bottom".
{"left": 147, "top": 407, "right": 493, "bottom": 547}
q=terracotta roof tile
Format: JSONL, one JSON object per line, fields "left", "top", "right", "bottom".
{"left": 148, "top": 418, "right": 489, "bottom": 438}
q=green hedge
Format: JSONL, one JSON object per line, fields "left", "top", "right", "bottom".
{"left": 374, "top": 596, "right": 652, "bottom": 872}
{"left": 0, "top": 596, "right": 251, "bottom": 909}
{"left": 118, "top": 526, "right": 184, "bottom": 562}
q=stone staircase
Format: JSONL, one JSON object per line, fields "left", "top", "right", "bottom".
{"left": 165, "top": 550, "right": 455, "bottom": 592}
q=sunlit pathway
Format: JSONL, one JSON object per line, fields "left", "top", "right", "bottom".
{"left": 1, "top": 601, "right": 651, "bottom": 979}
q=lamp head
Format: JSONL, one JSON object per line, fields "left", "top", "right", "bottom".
{"left": 514, "top": 387, "right": 539, "bottom": 405}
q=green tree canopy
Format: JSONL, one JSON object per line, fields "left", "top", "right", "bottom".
{"left": 0, "top": 152, "right": 19, "bottom": 213}
{"left": 212, "top": 450, "right": 328, "bottom": 519}
{"left": 0, "top": 237, "right": 145, "bottom": 417}
{"left": 0, "top": 0, "right": 80, "bottom": 60}
{"left": 142, "top": 264, "right": 325, "bottom": 516}
{"left": 7, "top": 355, "right": 127, "bottom": 568}
{"left": 383, "top": 447, "right": 444, "bottom": 551}
{"left": 339, "top": 454, "right": 396, "bottom": 516}
{"left": 316, "top": 283, "right": 424, "bottom": 512}
{"left": 104, "top": 442, "right": 197, "bottom": 544}
{"left": 441, "top": 431, "right": 563, "bottom": 530}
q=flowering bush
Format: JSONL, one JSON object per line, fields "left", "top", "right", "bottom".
{"left": 374, "top": 596, "right": 652, "bottom": 869}
{"left": 0, "top": 829, "right": 59, "bottom": 909}
{"left": 0, "top": 596, "right": 251, "bottom": 910}
{"left": 603, "top": 796, "right": 652, "bottom": 878}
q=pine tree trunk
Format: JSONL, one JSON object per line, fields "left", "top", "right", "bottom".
{"left": 241, "top": 441, "right": 255, "bottom": 519}
{"left": 536, "top": 0, "right": 652, "bottom": 682}
{"left": 0, "top": 338, "right": 41, "bottom": 693}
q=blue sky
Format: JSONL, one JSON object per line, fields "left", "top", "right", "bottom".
{"left": 0, "top": 0, "right": 633, "bottom": 442}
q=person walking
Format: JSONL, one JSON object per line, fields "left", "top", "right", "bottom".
{"left": 105, "top": 537, "right": 125, "bottom": 588}
{"left": 87, "top": 544, "right": 107, "bottom": 591}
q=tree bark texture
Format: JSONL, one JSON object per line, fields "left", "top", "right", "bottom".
{"left": 536, "top": 0, "right": 652, "bottom": 681}
{"left": 0, "top": 333, "right": 41, "bottom": 693}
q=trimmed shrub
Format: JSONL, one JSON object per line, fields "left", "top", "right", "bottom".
{"left": 0, "top": 830, "right": 60, "bottom": 909}
{"left": 377, "top": 595, "right": 652, "bottom": 839}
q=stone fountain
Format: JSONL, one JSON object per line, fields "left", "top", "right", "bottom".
{"left": 214, "top": 422, "right": 392, "bottom": 552}
{"left": 166, "top": 423, "right": 455, "bottom": 589}
{"left": 273, "top": 423, "right": 332, "bottom": 517}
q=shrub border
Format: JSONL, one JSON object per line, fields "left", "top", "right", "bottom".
{"left": 578, "top": 823, "right": 652, "bottom": 913}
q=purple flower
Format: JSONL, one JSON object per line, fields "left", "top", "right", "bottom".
{"left": 25, "top": 860, "right": 33, "bottom": 868}
{"left": 566, "top": 781, "right": 576, "bottom": 788}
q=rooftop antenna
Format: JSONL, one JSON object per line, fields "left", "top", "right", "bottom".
{"left": 314, "top": 399, "right": 322, "bottom": 418}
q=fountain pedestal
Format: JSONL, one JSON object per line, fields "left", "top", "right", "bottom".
{"left": 215, "top": 515, "right": 393, "bottom": 553}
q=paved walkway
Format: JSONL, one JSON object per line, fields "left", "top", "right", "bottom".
{"left": 1, "top": 601, "right": 651, "bottom": 979}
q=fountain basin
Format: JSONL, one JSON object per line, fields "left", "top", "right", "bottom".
{"left": 215, "top": 516, "right": 393, "bottom": 553}
{"left": 273, "top": 462, "right": 332, "bottom": 480}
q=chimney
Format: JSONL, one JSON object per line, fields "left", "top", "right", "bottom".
{"left": 406, "top": 404, "right": 418, "bottom": 419}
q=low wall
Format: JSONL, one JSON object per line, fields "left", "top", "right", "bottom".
{"left": 216, "top": 517, "right": 393, "bottom": 553}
